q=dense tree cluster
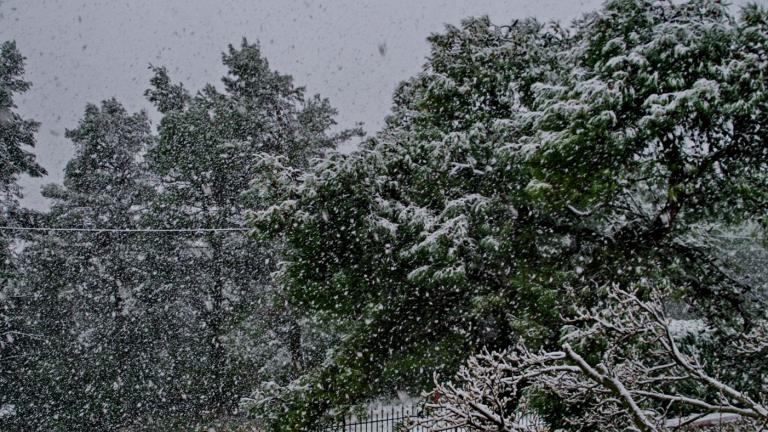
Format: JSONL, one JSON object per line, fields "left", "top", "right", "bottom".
{"left": 1, "top": 1, "right": 767, "bottom": 431}
{"left": 0, "top": 41, "right": 353, "bottom": 431}
{"left": 252, "top": 0, "right": 768, "bottom": 429}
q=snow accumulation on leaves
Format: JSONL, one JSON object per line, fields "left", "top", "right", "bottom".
{"left": 3, "top": 1, "right": 768, "bottom": 431}
{"left": 247, "top": 0, "right": 768, "bottom": 429}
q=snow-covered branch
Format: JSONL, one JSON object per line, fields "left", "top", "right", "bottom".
{"left": 416, "top": 288, "right": 768, "bottom": 431}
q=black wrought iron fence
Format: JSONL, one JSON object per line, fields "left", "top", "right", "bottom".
{"left": 320, "top": 404, "right": 457, "bottom": 432}
{"left": 318, "top": 403, "right": 747, "bottom": 432}
{"left": 319, "top": 404, "right": 553, "bottom": 432}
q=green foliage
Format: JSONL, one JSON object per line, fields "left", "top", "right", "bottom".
{"left": 0, "top": 40, "right": 45, "bottom": 431}
{"left": 0, "top": 41, "right": 45, "bottom": 187}
{"left": 0, "top": 40, "right": 45, "bottom": 283}
{"left": 8, "top": 39, "right": 356, "bottom": 430}
{"left": 252, "top": 2, "right": 768, "bottom": 428}
{"left": 10, "top": 99, "right": 158, "bottom": 431}
{"left": 144, "top": 39, "right": 357, "bottom": 424}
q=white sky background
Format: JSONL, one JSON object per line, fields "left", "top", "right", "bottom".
{"left": 0, "top": 0, "right": 759, "bottom": 209}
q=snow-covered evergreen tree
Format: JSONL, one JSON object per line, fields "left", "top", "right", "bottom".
{"left": 145, "top": 39, "right": 358, "bottom": 422}
{"left": 0, "top": 40, "right": 45, "bottom": 430}
{"left": 0, "top": 40, "right": 45, "bottom": 205}
{"left": 14, "top": 99, "right": 157, "bottom": 431}
{"left": 251, "top": 1, "right": 768, "bottom": 428}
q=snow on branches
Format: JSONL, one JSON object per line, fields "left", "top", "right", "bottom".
{"left": 415, "top": 287, "right": 768, "bottom": 431}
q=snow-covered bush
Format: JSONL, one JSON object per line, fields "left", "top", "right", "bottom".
{"left": 415, "top": 287, "right": 768, "bottom": 431}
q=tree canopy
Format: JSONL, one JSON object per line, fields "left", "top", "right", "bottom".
{"left": 0, "top": 40, "right": 45, "bottom": 430}
{"left": 251, "top": 1, "right": 768, "bottom": 428}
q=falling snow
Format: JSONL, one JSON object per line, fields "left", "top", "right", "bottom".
{"left": 2, "top": 1, "right": 768, "bottom": 431}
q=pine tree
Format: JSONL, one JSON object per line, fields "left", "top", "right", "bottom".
{"left": 145, "top": 39, "right": 357, "bottom": 420}
{"left": 15, "top": 99, "right": 157, "bottom": 431}
{"left": 0, "top": 40, "right": 45, "bottom": 429}
{"left": 0, "top": 40, "right": 45, "bottom": 199}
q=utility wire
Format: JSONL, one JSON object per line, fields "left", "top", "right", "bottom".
{"left": 0, "top": 226, "right": 251, "bottom": 233}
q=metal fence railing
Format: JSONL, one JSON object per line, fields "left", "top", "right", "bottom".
{"left": 319, "top": 404, "right": 554, "bottom": 432}
{"left": 320, "top": 405, "right": 452, "bottom": 432}
{"left": 319, "top": 404, "right": 747, "bottom": 431}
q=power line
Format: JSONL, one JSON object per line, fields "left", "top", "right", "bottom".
{"left": 0, "top": 226, "right": 251, "bottom": 233}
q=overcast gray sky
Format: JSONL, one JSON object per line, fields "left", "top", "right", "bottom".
{"left": 0, "top": 0, "right": 759, "bottom": 209}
